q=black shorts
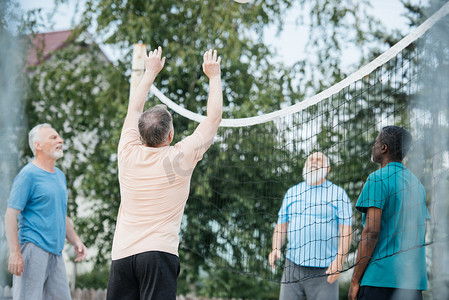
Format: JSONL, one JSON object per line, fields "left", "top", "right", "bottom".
{"left": 107, "top": 251, "right": 180, "bottom": 300}
{"left": 358, "top": 285, "right": 423, "bottom": 300}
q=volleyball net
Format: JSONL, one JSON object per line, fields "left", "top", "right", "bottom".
{"left": 152, "top": 2, "right": 449, "bottom": 284}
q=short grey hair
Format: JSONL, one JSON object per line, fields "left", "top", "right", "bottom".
{"left": 29, "top": 123, "right": 52, "bottom": 155}
{"left": 378, "top": 126, "right": 412, "bottom": 161}
{"left": 138, "top": 105, "right": 173, "bottom": 147}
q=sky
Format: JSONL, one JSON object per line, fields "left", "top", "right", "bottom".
{"left": 17, "top": 0, "right": 411, "bottom": 67}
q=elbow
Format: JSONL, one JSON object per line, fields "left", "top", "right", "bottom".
{"left": 365, "top": 229, "right": 380, "bottom": 242}
{"left": 209, "top": 114, "right": 222, "bottom": 127}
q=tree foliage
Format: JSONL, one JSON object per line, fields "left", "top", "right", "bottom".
{"left": 24, "top": 38, "right": 128, "bottom": 265}
{"left": 20, "top": 0, "right": 442, "bottom": 297}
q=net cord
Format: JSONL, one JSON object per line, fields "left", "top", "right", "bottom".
{"left": 148, "top": 1, "right": 449, "bottom": 128}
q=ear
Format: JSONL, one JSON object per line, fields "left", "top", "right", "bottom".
{"left": 327, "top": 166, "right": 331, "bottom": 173}
{"left": 381, "top": 143, "right": 388, "bottom": 154}
{"left": 34, "top": 141, "right": 42, "bottom": 152}
{"left": 168, "top": 129, "right": 174, "bottom": 144}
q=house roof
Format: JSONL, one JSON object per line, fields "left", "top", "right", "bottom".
{"left": 27, "top": 30, "right": 73, "bottom": 66}
{"left": 27, "top": 29, "right": 109, "bottom": 67}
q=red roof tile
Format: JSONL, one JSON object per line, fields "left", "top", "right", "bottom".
{"left": 27, "top": 30, "right": 73, "bottom": 66}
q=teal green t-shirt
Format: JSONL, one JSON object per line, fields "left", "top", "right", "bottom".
{"left": 356, "top": 162, "right": 428, "bottom": 290}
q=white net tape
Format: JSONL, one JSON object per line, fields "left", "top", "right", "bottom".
{"left": 150, "top": 1, "right": 449, "bottom": 127}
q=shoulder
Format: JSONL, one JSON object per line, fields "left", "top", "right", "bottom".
{"left": 119, "top": 128, "right": 141, "bottom": 147}
{"left": 285, "top": 182, "right": 304, "bottom": 195}
{"left": 176, "top": 130, "right": 206, "bottom": 148}
{"left": 366, "top": 169, "right": 384, "bottom": 182}
{"left": 326, "top": 180, "right": 347, "bottom": 193}
{"left": 404, "top": 167, "right": 426, "bottom": 192}
{"left": 54, "top": 167, "right": 66, "bottom": 178}
{"left": 15, "top": 163, "right": 35, "bottom": 179}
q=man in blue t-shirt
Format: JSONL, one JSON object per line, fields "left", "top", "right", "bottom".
{"left": 349, "top": 126, "right": 429, "bottom": 300}
{"left": 5, "top": 123, "right": 87, "bottom": 300}
{"left": 269, "top": 152, "right": 353, "bottom": 300}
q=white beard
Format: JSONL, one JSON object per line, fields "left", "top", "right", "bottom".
{"left": 51, "top": 149, "right": 64, "bottom": 159}
{"left": 303, "top": 164, "right": 328, "bottom": 185}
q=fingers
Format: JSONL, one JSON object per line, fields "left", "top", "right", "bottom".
{"left": 203, "top": 49, "right": 220, "bottom": 63}
{"left": 326, "top": 266, "right": 339, "bottom": 284}
{"left": 8, "top": 263, "right": 23, "bottom": 276}
{"left": 148, "top": 46, "right": 163, "bottom": 58}
{"left": 327, "top": 274, "right": 337, "bottom": 284}
{"left": 268, "top": 251, "right": 279, "bottom": 269}
{"left": 74, "top": 244, "right": 88, "bottom": 262}
{"left": 203, "top": 49, "right": 211, "bottom": 61}
{"left": 8, "top": 254, "right": 24, "bottom": 276}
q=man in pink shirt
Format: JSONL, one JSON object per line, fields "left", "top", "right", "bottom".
{"left": 106, "top": 46, "right": 222, "bottom": 300}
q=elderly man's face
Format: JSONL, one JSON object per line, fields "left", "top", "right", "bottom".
{"left": 303, "top": 152, "right": 329, "bottom": 185}
{"left": 306, "top": 153, "right": 327, "bottom": 170}
{"left": 36, "top": 127, "right": 64, "bottom": 159}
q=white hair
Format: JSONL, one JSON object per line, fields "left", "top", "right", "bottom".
{"left": 28, "top": 123, "right": 52, "bottom": 155}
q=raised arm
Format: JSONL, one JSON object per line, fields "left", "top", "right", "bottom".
{"left": 122, "top": 46, "right": 166, "bottom": 130}
{"left": 268, "top": 222, "right": 288, "bottom": 269}
{"left": 348, "top": 207, "right": 382, "bottom": 300}
{"left": 326, "top": 224, "right": 352, "bottom": 283}
{"left": 195, "top": 49, "right": 223, "bottom": 142}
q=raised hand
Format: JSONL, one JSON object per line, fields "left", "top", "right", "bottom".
{"left": 145, "top": 46, "right": 166, "bottom": 76}
{"left": 202, "top": 49, "right": 221, "bottom": 79}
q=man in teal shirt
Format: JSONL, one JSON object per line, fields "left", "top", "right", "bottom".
{"left": 349, "top": 126, "right": 428, "bottom": 300}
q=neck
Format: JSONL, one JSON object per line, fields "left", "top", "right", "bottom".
{"left": 310, "top": 178, "right": 326, "bottom": 185}
{"left": 32, "top": 155, "right": 57, "bottom": 173}
{"left": 380, "top": 157, "right": 401, "bottom": 168}
{"left": 152, "top": 138, "right": 171, "bottom": 148}
{"left": 157, "top": 141, "right": 170, "bottom": 147}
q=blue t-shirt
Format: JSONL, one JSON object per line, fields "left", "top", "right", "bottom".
{"left": 356, "top": 162, "right": 428, "bottom": 290}
{"left": 278, "top": 180, "right": 353, "bottom": 267}
{"left": 7, "top": 163, "right": 67, "bottom": 255}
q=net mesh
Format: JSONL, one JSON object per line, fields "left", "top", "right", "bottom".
{"left": 182, "top": 40, "right": 423, "bottom": 282}
{"left": 155, "top": 3, "right": 448, "bottom": 285}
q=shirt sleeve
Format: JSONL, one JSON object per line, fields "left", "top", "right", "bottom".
{"left": 118, "top": 128, "right": 142, "bottom": 159}
{"left": 337, "top": 188, "right": 353, "bottom": 225}
{"left": 356, "top": 173, "right": 387, "bottom": 213}
{"left": 277, "top": 189, "right": 291, "bottom": 224}
{"left": 173, "top": 130, "right": 208, "bottom": 169}
{"left": 8, "top": 171, "right": 32, "bottom": 211}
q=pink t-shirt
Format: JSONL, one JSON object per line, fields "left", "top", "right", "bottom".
{"left": 111, "top": 126, "right": 210, "bottom": 260}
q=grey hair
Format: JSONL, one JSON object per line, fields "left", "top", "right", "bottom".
{"left": 138, "top": 105, "right": 173, "bottom": 147}
{"left": 29, "top": 123, "right": 52, "bottom": 155}
{"left": 379, "top": 126, "right": 412, "bottom": 161}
